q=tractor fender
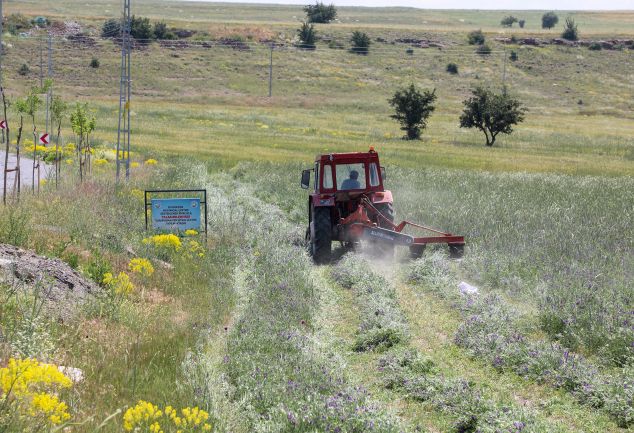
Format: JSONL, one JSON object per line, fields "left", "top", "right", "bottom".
{"left": 371, "top": 190, "right": 393, "bottom": 205}
{"left": 311, "top": 195, "right": 335, "bottom": 207}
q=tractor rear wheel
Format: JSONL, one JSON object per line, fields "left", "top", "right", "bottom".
{"left": 373, "top": 202, "right": 395, "bottom": 259}
{"left": 311, "top": 206, "right": 332, "bottom": 264}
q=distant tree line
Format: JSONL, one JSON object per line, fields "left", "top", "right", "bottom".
{"left": 102, "top": 16, "right": 175, "bottom": 40}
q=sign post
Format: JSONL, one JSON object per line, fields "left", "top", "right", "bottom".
{"left": 38, "top": 133, "right": 49, "bottom": 145}
{"left": 144, "top": 189, "right": 208, "bottom": 236}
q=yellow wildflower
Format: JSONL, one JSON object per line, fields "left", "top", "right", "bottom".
{"left": 0, "top": 358, "right": 72, "bottom": 396}
{"left": 29, "top": 392, "right": 71, "bottom": 425}
{"left": 185, "top": 240, "right": 205, "bottom": 259}
{"left": 184, "top": 229, "right": 198, "bottom": 236}
{"left": 65, "top": 159, "right": 74, "bottom": 165}
{"left": 94, "top": 158, "right": 108, "bottom": 166}
{"left": 102, "top": 271, "right": 134, "bottom": 295}
{"left": 145, "top": 158, "right": 158, "bottom": 165}
{"left": 123, "top": 400, "right": 163, "bottom": 432}
{"left": 40, "top": 178, "right": 48, "bottom": 186}
{"left": 143, "top": 234, "right": 182, "bottom": 252}
{"left": 128, "top": 258, "right": 154, "bottom": 277}
{"left": 130, "top": 188, "right": 145, "bottom": 201}
{"left": 131, "top": 161, "right": 140, "bottom": 168}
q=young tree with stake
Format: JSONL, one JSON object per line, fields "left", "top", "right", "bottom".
{"left": 459, "top": 86, "right": 526, "bottom": 146}
{"left": 389, "top": 84, "right": 437, "bottom": 140}
{"left": 1, "top": 86, "right": 11, "bottom": 204}
{"left": 50, "top": 95, "right": 68, "bottom": 187}
{"left": 70, "top": 103, "right": 96, "bottom": 182}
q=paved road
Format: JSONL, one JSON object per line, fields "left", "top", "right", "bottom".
{"left": 0, "top": 151, "right": 52, "bottom": 188}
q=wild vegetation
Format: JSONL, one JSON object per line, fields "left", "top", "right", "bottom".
{"left": 0, "top": 2, "right": 632, "bottom": 433}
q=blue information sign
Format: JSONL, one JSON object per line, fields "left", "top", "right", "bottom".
{"left": 151, "top": 198, "right": 201, "bottom": 232}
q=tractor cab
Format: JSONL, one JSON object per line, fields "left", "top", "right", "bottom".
{"left": 300, "top": 148, "right": 464, "bottom": 264}
{"left": 301, "top": 148, "right": 393, "bottom": 222}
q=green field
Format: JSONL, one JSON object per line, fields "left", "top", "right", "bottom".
{"left": 0, "top": 2, "right": 633, "bottom": 433}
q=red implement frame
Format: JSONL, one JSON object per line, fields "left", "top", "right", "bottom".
{"left": 339, "top": 197, "right": 465, "bottom": 247}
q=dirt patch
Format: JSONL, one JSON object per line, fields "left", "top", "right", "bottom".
{"left": 0, "top": 243, "right": 101, "bottom": 317}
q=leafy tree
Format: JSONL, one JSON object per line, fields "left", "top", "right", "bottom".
{"left": 304, "top": 2, "right": 337, "bottom": 23}
{"left": 562, "top": 17, "right": 579, "bottom": 41}
{"left": 388, "top": 84, "right": 437, "bottom": 140}
{"left": 70, "top": 103, "right": 96, "bottom": 182}
{"left": 350, "top": 31, "right": 370, "bottom": 54}
{"left": 510, "top": 50, "right": 518, "bottom": 61}
{"left": 154, "top": 21, "right": 175, "bottom": 40}
{"left": 459, "top": 86, "right": 526, "bottom": 146}
{"left": 90, "top": 58, "right": 100, "bottom": 68}
{"left": 446, "top": 63, "right": 458, "bottom": 74}
{"left": 18, "top": 64, "right": 30, "bottom": 76}
{"left": 130, "top": 16, "right": 153, "bottom": 40}
{"left": 542, "top": 11, "right": 559, "bottom": 29}
{"left": 297, "top": 21, "right": 316, "bottom": 49}
{"left": 50, "top": 95, "right": 68, "bottom": 186}
{"left": 501, "top": 16, "right": 518, "bottom": 27}
{"left": 518, "top": 19, "right": 526, "bottom": 28}
{"left": 467, "top": 29, "right": 485, "bottom": 45}
{"left": 101, "top": 18, "right": 121, "bottom": 37}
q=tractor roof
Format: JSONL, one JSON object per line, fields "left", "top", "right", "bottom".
{"left": 315, "top": 149, "right": 380, "bottom": 163}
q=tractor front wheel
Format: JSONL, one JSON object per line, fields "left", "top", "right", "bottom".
{"left": 311, "top": 206, "right": 332, "bottom": 264}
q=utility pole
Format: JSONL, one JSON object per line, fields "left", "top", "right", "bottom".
{"left": 46, "top": 34, "right": 52, "bottom": 135}
{"left": 116, "top": 0, "right": 132, "bottom": 181}
{"left": 0, "top": 0, "right": 3, "bottom": 86}
{"left": 268, "top": 45, "right": 273, "bottom": 97}
{"left": 39, "top": 36, "right": 44, "bottom": 88}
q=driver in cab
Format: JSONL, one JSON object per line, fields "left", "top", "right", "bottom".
{"left": 341, "top": 170, "right": 361, "bottom": 190}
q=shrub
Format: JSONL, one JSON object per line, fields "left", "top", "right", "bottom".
{"left": 6, "top": 13, "right": 31, "bottom": 35}
{"left": 89, "top": 57, "right": 100, "bottom": 68}
{"left": 467, "top": 29, "right": 485, "bottom": 45}
{"left": 446, "top": 62, "right": 458, "bottom": 74}
{"left": 519, "top": 19, "right": 526, "bottom": 28}
{"left": 18, "top": 63, "right": 30, "bottom": 76}
{"left": 101, "top": 18, "right": 120, "bottom": 37}
{"left": 304, "top": 1, "right": 337, "bottom": 23}
{"left": 297, "top": 21, "right": 316, "bottom": 49}
{"left": 350, "top": 30, "right": 370, "bottom": 54}
{"left": 389, "top": 84, "right": 437, "bottom": 140}
{"left": 153, "top": 21, "right": 175, "bottom": 40}
{"left": 562, "top": 17, "right": 579, "bottom": 41}
{"left": 510, "top": 50, "right": 518, "bottom": 61}
{"left": 542, "top": 11, "right": 559, "bottom": 29}
{"left": 500, "top": 15, "right": 518, "bottom": 27}
{"left": 459, "top": 86, "right": 526, "bottom": 146}
{"left": 130, "top": 15, "right": 153, "bottom": 40}
{"left": 588, "top": 42, "right": 602, "bottom": 50}
{"left": 406, "top": 48, "right": 414, "bottom": 55}
{"left": 476, "top": 43, "right": 492, "bottom": 55}
{"left": 85, "top": 252, "right": 113, "bottom": 286}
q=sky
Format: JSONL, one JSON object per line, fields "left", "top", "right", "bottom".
{"left": 189, "top": 0, "right": 633, "bottom": 10}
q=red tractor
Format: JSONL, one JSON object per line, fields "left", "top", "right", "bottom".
{"left": 301, "top": 148, "right": 465, "bottom": 263}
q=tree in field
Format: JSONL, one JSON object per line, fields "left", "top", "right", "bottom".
{"left": 102, "top": 18, "right": 121, "bottom": 37}
{"left": 561, "top": 17, "right": 579, "bottom": 41}
{"left": 154, "top": 22, "right": 175, "bottom": 40}
{"left": 467, "top": 29, "right": 485, "bottom": 45}
{"left": 518, "top": 19, "right": 526, "bottom": 28}
{"left": 70, "top": 103, "right": 96, "bottom": 182}
{"left": 542, "top": 12, "right": 559, "bottom": 29}
{"left": 304, "top": 2, "right": 337, "bottom": 23}
{"left": 16, "top": 82, "right": 50, "bottom": 192}
{"left": 350, "top": 31, "right": 370, "bottom": 54}
{"left": 459, "top": 86, "right": 526, "bottom": 146}
{"left": 389, "top": 84, "right": 437, "bottom": 140}
{"left": 297, "top": 21, "right": 316, "bottom": 49}
{"left": 1, "top": 85, "right": 11, "bottom": 204}
{"left": 130, "top": 16, "right": 153, "bottom": 40}
{"left": 501, "top": 16, "right": 518, "bottom": 27}
{"left": 50, "top": 96, "right": 68, "bottom": 187}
